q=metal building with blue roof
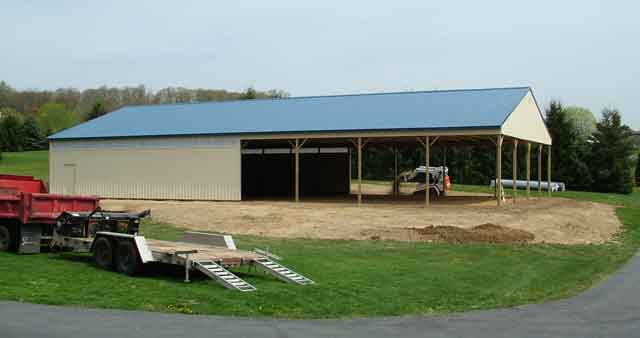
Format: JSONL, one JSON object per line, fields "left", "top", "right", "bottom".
{"left": 48, "top": 87, "right": 552, "bottom": 204}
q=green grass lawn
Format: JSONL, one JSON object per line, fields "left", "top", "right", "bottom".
{"left": 0, "top": 151, "right": 639, "bottom": 318}
{"left": 0, "top": 151, "right": 49, "bottom": 180}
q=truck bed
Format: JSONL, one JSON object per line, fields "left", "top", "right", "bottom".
{"left": 0, "top": 175, "right": 99, "bottom": 224}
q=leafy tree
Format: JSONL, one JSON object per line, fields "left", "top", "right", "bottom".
{"left": 545, "top": 101, "right": 593, "bottom": 190}
{"left": 87, "top": 101, "right": 107, "bottom": 120}
{"left": 21, "top": 115, "right": 47, "bottom": 150}
{"left": 564, "top": 106, "right": 596, "bottom": 141}
{"left": 37, "top": 103, "right": 79, "bottom": 135}
{"left": 0, "top": 111, "right": 24, "bottom": 151}
{"left": 590, "top": 108, "right": 635, "bottom": 194}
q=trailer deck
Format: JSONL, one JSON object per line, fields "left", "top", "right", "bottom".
{"left": 146, "top": 239, "right": 261, "bottom": 267}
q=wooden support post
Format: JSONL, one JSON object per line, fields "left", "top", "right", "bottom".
{"left": 294, "top": 138, "right": 300, "bottom": 202}
{"left": 357, "top": 137, "right": 362, "bottom": 205}
{"left": 443, "top": 146, "right": 447, "bottom": 172}
{"left": 425, "top": 136, "right": 430, "bottom": 207}
{"left": 512, "top": 139, "right": 518, "bottom": 204}
{"left": 348, "top": 147, "right": 352, "bottom": 189}
{"left": 442, "top": 145, "right": 446, "bottom": 193}
{"left": 496, "top": 135, "right": 503, "bottom": 206}
{"left": 538, "top": 144, "right": 542, "bottom": 193}
{"left": 526, "top": 142, "right": 531, "bottom": 198}
{"left": 547, "top": 145, "right": 552, "bottom": 197}
{"left": 393, "top": 146, "right": 399, "bottom": 197}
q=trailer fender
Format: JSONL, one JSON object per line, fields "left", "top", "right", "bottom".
{"left": 133, "top": 236, "right": 154, "bottom": 263}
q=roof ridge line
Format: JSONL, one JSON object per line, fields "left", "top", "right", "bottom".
{"left": 119, "top": 86, "right": 532, "bottom": 110}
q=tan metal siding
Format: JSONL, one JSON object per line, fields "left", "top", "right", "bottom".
{"left": 49, "top": 136, "right": 241, "bottom": 200}
{"left": 501, "top": 91, "right": 552, "bottom": 145}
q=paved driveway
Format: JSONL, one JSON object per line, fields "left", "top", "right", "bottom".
{"left": 2, "top": 253, "right": 639, "bottom": 338}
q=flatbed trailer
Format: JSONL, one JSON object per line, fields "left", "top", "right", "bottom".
{"left": 56, "top": 230, "right": 314, "bottom": 292}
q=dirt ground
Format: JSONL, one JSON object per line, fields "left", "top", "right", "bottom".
{"left": 102, "top": 184, "right": 622, "bottom": 245}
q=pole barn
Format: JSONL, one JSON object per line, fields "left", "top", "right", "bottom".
{"left": 48, "top": 87, "right": 552, "bottom": 205}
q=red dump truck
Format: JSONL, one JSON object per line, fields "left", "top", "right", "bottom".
{"left": 0, "top": 175, "right": 99, "bottom": 253}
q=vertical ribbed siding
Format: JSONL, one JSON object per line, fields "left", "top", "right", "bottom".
{"left": 49, "top": 136, "right": 242, "bottom": 201}
{"left": 57, "top": 182, "right": 240, "bottom": 201}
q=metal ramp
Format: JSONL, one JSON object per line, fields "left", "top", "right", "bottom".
{"left": 194, "top": 261, "right": 256, "bottom": 292}
{"left": 253, "top": 257, "right": 315, "bottom": 285}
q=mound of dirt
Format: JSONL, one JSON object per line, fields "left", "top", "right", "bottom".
{"left": 410, "top": 223, "right": 535, "bottom": 244}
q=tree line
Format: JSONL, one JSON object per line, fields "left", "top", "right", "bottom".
{"left": 0, "top": 81, "right": 288, "bottom": 153}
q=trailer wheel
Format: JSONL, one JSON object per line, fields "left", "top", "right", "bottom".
{"left": 115, "top": 240, "right": 141, "bottom": 276}
{"left": 93, "top": 237, "right": 114, "bottom": 269}
{"left": 0, "top": 225, "right": 13, "bottom": 252}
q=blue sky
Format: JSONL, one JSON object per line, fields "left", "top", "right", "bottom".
{"left": 2, "top": 0, "right": 638, "bottom": 129}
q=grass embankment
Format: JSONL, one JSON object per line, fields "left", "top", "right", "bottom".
{"left": 0, "top": 151, "right": 48, "bottom": 180}
{"left": 0, "top": 151, "right": 638, "bottom": 318}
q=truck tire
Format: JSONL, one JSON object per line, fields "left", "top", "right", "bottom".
{"left": 115, "top": 240, "right": 141, "bottom": 276}
{"left": 0, "top": 225, "right": 12, "bottom": 252}
{"left": 93, "top": 237, "right": 114, "bottom": 270}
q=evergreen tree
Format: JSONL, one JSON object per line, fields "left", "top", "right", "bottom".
{"left": 545, "top": 101, "right": 593, "bottom": 190}
{"left": 590, "top": 108, "right": 635, "bottom": 194}
{"left": 635, "top": 153, "right": 640, "bottom": 186}
{"left": 0, "top": 113, "right": 24, "bottom": 151}
{"left": 21, "top": 115, "right": 47, "bottom": 150}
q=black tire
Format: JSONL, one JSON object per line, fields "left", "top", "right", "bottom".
{"left": 429, "top": 188, "right": 439, "bottom": 201}
{"left": 413, "top": 189, "right": 440, "bottom": 201}
{"left": 93, "top": 237, "right": 114, "bottom": 270}
{"left": 0, "top": 225, "right": 12, "bottom": 252}
{"left": 115, "top": 240, "right": 141, "bottom": 276}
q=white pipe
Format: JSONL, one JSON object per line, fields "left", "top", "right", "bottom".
{"left": 490, "top": 179, "right": 566, "bottom": 192}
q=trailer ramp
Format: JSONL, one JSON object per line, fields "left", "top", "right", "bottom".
{"left": 253, "top": 258, "right": 315, "bottom": 285}
{"left": 194, "top": 261, "right": 256, "bottom": 292}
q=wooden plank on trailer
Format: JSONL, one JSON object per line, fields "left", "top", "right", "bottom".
{"left": 145, "top": 239, "right": 260, "bottom": 266}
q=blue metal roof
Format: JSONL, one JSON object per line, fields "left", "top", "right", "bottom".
{"left": 49, "top": 87, "right": 531, "bottom": 140}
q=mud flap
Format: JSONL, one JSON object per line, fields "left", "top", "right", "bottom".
{"left": 18, "top": 224, "right": 42, "bottom": 254}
